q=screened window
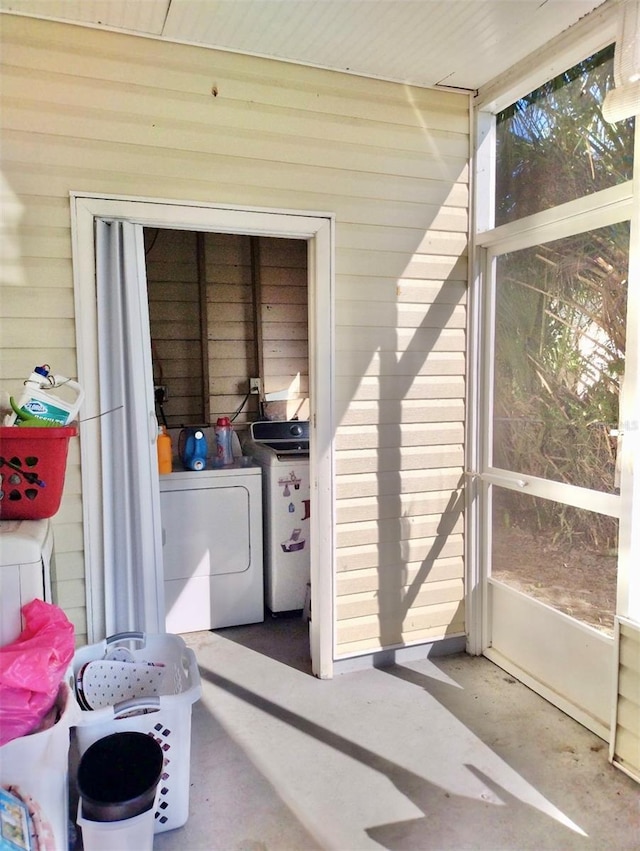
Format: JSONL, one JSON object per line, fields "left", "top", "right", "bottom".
{"left": 479, "top": 42, "right": 637, "bottom": 636}
{"left": 495, "top": 45, "right": 635, "bottom": 226}
{"left": 492, "top": 222, "right": 629, "bottom": 494}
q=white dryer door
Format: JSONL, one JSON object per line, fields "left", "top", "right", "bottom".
{"left": 161, "top": 485, "right": 251, "bottom": 580}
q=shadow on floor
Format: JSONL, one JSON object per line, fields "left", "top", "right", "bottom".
{"left": 184, "top": 626, "right": 639, "bottom": 850}
{"left": 212, "top": 612, "right": 313, "bottom": 675}
{"left": 198, "top": 663, "right": 590, "bottom": 849}
{"left": 73, "top": 625, "right": 640, "bottom": 850}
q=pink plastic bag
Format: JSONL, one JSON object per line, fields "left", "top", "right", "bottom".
{"left": 0, "top": 599, "right": 75, "bottom": 746}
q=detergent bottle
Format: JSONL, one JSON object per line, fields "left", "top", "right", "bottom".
{"left": 215, "top": 417, "right": 234, "bottom": 466}
{"left": 182, "top": 428, "right": 207, "bottom": 471}
{"left": 157, "top": 425, "right": 173, "bottom": 474}
{"left": 10, "top": 365, "right": 85, "bottom": 425}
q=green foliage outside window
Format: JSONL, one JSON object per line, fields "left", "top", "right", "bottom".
{"left": 496, "top": 45, "right": 634, "bottom": 226}
{"left": 493, "top": 46, "right": 634, "bottom": 550}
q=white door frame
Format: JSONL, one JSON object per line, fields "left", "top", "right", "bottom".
{"left": 70, "top": 192, "right": 336, "bottom": 678}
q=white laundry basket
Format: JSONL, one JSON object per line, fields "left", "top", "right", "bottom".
{"left": 72, "top": 632, "right": 201, "bottom": 834}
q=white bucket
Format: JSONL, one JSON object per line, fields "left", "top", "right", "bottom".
{"left": 76, "top": 801, "right": 156, "bottom": 851}
{"left": 0, "top": 678, "right": 77, "bottom": 851}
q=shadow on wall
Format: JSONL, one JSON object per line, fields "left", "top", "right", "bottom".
{"left": 333, "top": 193, "right": 468, "bottom": 651}
{"left": 377, "top": 281, "right": 465, "bottom": 649}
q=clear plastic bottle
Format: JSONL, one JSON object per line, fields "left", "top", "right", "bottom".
{"left": 215, "top": 417, "right": 234, "bottom": 466}
{"left": 157, "top": 425, "right": 173, "bottom": 474}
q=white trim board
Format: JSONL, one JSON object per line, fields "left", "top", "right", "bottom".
{"left": 476, "top": 1, "right": 619, "bottom": 113}
{"left": 487, "top": 581, "right": 614, "bottom": 741}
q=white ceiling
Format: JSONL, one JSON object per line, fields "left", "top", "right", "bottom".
{"left": 0, "top": 0, "right": 608, "bottom": 90}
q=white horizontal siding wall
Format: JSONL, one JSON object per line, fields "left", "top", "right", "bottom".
{"left": 0, "top": 13, "right": 469, "bottom": 654}
{"left": 611, "top": 619, "right": 640, "bottom": 782}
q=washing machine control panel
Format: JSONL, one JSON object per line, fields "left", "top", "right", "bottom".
{"left": 249, "top": 420, "right": 309, "bottom": 455}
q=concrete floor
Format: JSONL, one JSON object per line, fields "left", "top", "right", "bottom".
{"left": 144, "top": 618, "right": 640, "bottom": 851}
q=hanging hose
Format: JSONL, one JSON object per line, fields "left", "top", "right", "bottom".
{"left": 154, "top": 387, "right": 169, "bottom": 428}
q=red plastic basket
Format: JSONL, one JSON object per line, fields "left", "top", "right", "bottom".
{"left": 0, "top": 426, "right": 77, "bottom": 520}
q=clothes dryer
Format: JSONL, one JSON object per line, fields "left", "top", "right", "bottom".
{"left": 159, "top": 464, "right": 264, "bottom": 632}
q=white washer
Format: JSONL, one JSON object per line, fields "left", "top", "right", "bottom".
{"left": 243, "top": 422, "right": 310, "bottom": 614}
{"left": 160, "top": 463, "right": 264, "bottom": 632}
{"left": 0, "top": 519, "right": 53, "bottom": 645}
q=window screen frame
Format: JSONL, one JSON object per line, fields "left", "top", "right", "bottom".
{"left": 467, "top": 27, "right": 640, "bottom": 652}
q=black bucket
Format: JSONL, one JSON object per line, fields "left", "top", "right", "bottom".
{"left": 77, "top": 732, "right": 164, "bottom": 823}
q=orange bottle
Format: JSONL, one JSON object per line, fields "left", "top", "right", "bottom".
{"left": 157, "top": 425, "right": 173, "bottom": 474}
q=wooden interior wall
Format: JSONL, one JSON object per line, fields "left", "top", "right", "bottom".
{"left": 146, "top": 229, "right": 309, "bottom": 429}
{"left": 205, "top": 231, "right": 259, "bottom": 424}
{"left": 258, "top": 236, "right": 309, "bottom": 420}
{"left": 145, "top": 228, "right": 203, "bottom": 426}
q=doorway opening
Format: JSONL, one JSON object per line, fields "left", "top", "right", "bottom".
{"left": 145, "top": 227, "right": 312, "bottom": 665}
{"left": 71, "top": 194, "right": 335, "bottom": 678}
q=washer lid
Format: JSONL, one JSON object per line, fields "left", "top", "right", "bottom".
{"left": 0, "top": 518, "right": 52, "bottom": 565}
